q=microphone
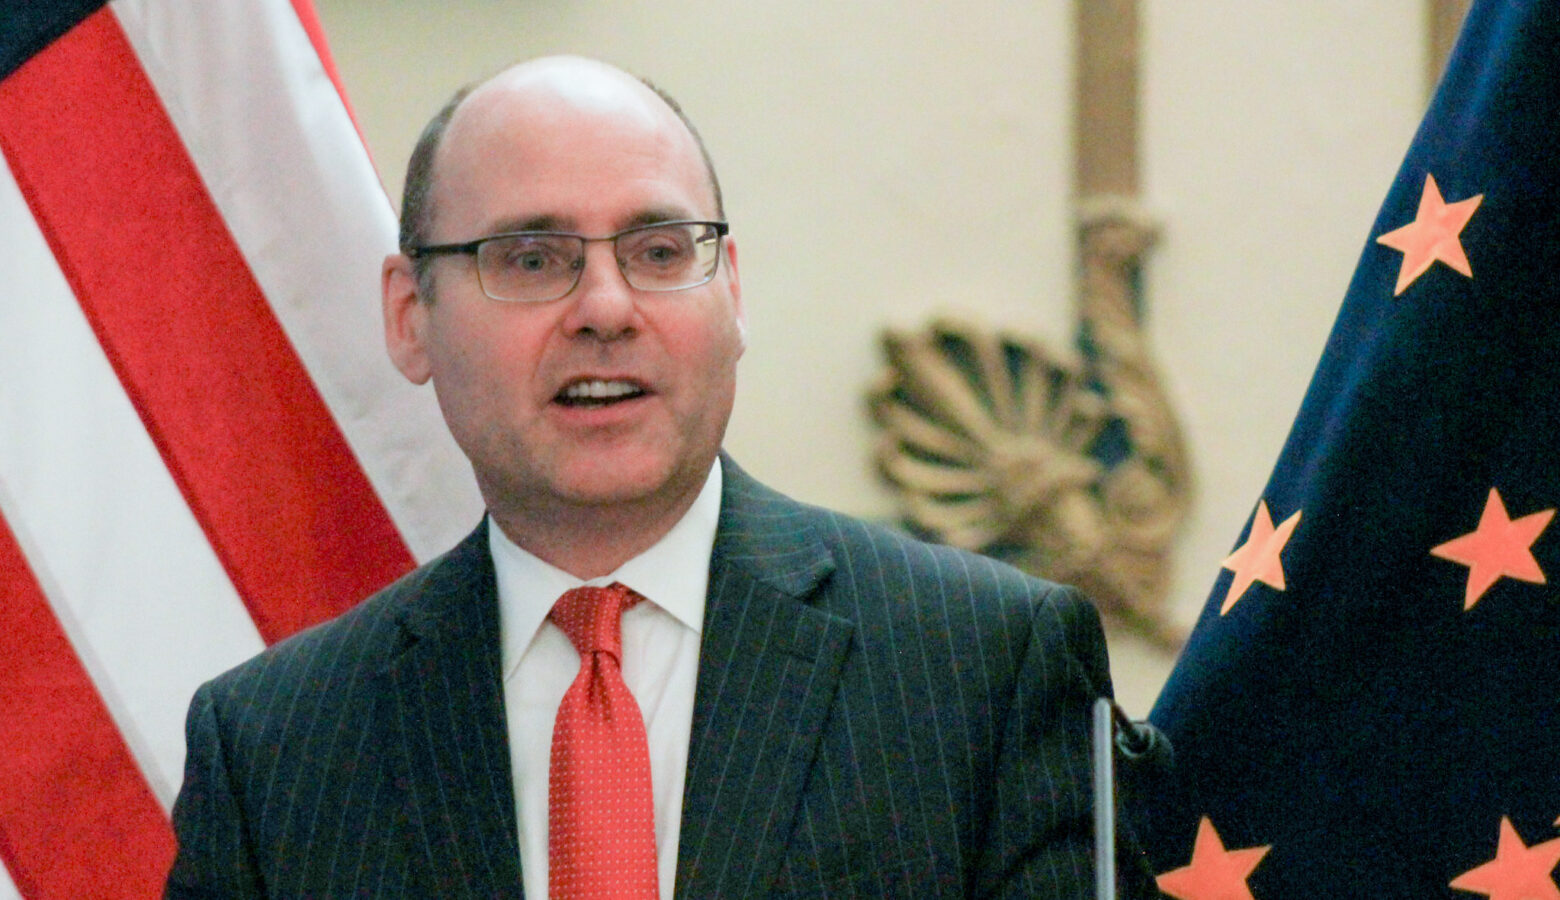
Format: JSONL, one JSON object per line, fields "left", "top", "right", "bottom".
{"left": 1110, "top": 700, "right": 1173, "bottom": 778}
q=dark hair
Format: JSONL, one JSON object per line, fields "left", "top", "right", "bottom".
{"left": 399, "top": 84, "right": 473, "bottom": 256}
{"left": 398, "top": 69, "right": 725, "bottom": 296}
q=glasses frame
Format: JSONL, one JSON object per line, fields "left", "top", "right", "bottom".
{"left": 407, "top": 219, "right": 730, "bottom": 303}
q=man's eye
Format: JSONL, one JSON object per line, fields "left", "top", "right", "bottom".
{"left": 495, "top": 242, "right": 569, "bottom": 274}
{"left": 626, "top": 238, "right": 691, "bottom": 268}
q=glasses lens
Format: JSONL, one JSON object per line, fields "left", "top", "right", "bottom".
{"left": 476, "top": 233, "right": 582, "bottom": 302}
{"left": 617, "top": 223, "right": 721, "bottom": 292}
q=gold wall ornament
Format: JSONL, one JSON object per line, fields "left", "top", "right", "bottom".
{"left": 867, "top": 198, "right": 1190, "bottom": 649}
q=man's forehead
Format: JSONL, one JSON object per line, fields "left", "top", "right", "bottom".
{"left": 451, "top": 57, "right": 673, "bottom": 143}
{"left": 438, "top": 63, "right": 694, "bottom": 187}
{"left": 488, "top": 57, "right": 660, "bottom": 113}
{"left": 427, "top": 60, "right": 715, "bottom": 235}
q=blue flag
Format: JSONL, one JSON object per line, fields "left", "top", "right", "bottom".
{"left": 1145, "top": 1, "right": 1560, "bottom": 897}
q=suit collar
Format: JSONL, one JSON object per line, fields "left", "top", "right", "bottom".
{"left": 383, "top": 520, "right": 525, "bottom": 897}
{"left": 392, "top": 518, "right": 497, "bottom": 648}
{"left": 707, "top": 454, "right": 836, "bottom": 597}
{"left": 676, "top": 457, "right": 854, "bottom": 898}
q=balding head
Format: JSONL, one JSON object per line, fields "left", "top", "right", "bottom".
{"left": 398, "top": 56, "right": 724, "bottom": 267}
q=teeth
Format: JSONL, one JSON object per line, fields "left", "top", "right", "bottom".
{"left": 563, "top": 380, "right": 640, "bottom": 399}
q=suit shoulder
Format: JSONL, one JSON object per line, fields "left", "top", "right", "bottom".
{"left": 721, "top": 462, "right": 1077, "bottom": 608}
{"left": 200, "top": 528, "right": 485, "bottom": 704}
{"left": 808, "top": 506, "right": 1113, "bottom": 701}
{"left": 818, "top": 502, "right": 1075, "bottom": 606}
{"left": 768, "top": 490, "right": 1112, "bottom": 696}
{"left": 196, "top": 581, "right": 392, "bottom": 712}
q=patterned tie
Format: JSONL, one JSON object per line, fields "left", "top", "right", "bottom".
{"left": 548, "top": 583, "right": 658, "bottom": 900}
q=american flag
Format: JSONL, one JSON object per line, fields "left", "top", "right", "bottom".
{"left": 1144, "top": 1, "right": 1560, "bottom": 897}
{"left": 0, "top": 2, "right": 478, "bottom": 896}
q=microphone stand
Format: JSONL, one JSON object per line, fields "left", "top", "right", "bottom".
{"left": 1093, "top": 698, "right": 1117, "bottom": 900}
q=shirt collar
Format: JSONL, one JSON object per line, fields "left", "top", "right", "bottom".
{"left": 492, "top": 459, "right": 722, "bottom": 678}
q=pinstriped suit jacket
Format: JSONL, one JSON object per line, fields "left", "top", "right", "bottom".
{"left": 166, "top": 459, "right": 1153, "bottom": 898}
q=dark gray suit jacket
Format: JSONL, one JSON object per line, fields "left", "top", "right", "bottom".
{"left": 166, "top": 460, "right": 1151, "bottom": 898}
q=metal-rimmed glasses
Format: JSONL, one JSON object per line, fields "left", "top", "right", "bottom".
{"left": 407, "top": 220, "right": 729, "bottom": 303}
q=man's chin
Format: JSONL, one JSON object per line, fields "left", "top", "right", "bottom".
{"left": 528, "top": 458, "right": 696, "bottom": 512}
{"left": 473, "top": 439, "right": 718, "bottom": 523}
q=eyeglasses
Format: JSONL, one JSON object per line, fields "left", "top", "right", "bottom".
{"left": 407, "top": 220, "right": 729, "bottom": 303}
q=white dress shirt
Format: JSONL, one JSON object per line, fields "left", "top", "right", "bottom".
{"left": 491, "top": 460, "right": 720, "bottom": 900}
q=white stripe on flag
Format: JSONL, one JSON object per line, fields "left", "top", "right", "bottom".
{"left": 0, "top": 157, "right": 267, "bottom": 809}
{"left": 0, "top": 860, "right": 18, "bottom": 900}
{"left": 110, "top": 0, "right": 482, "bottom": 561}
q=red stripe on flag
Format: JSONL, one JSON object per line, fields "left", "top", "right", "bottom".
{"left": 0, "top": 512, "right": 175, "bottom": 899}
{"left": 0, "top": 9, "right": 416, "bottom": 644}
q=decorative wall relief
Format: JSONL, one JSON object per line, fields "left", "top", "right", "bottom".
{"left": 868, "top": 199, "right": 1189, "bottom": 648}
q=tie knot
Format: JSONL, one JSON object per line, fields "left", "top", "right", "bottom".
{"left": 550, "top": 582, "right": 642, "bottom": 660}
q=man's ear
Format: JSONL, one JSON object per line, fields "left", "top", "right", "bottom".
{"left": 382, "top": 254, "right": 433, "bottom": 385}
{"left": 723, "top": 236, "right": 746, "bottom": 351}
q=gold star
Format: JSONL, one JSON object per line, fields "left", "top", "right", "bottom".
{"left": 1451, "top": 817, "right": 1560, "bottom": 900}
{"left": 1431, "top": 488, "right": 1553, "bottom": 610}
{"left": 1156, "top": 817, "right": 1270, "bottom": 900}
{"left": 1375, "top": 173, "right": 1483, "bottom": 296}
{"left": 1218, "top": 500, "right": 1301, "bottom": 614}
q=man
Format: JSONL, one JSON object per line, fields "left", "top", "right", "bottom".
{"left": 166, "top": 56, "right": 1151, "bottom": 898}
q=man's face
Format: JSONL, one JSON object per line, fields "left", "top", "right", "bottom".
{"left": 384, "top": 65, "right": 744, "bottom": 537}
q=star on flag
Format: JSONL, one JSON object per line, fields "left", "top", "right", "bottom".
{"left": 1156, "top": 817, "right": 1270, "bottom": 900}
{"left": 1431, "top": 488, "right": 1553, "bottom": 609}
{"left": 1450, "top": 817, "right": 1560, "bottom": 900}
{"left": 1218, "top": 500, "right": 1301, "bottom": 614}
{"left": 1375, "top": 172, "right": 1484, "bottom": 296}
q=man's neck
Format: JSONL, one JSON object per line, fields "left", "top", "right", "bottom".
{"left": 483, "top": 465, "right": 718, "bottom": 580}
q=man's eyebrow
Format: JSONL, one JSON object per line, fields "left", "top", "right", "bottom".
{"left": 485, "top": 214, "right": 569, "bottom": 235}
{"left": 481, "top": 207, "right": 701, "bottom": 237}
{"left": 620, "top": 208, "right": 694, "bottom": 229}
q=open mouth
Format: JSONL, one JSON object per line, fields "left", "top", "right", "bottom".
{"left": 555, "top": 378, "right": 648, "bottom": 409}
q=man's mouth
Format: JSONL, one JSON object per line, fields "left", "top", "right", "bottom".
{"left": 554, "top": 379, "right": 648, "bottom": 408}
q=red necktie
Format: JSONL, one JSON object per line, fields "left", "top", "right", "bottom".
{"left": 548, "top": 583, "right": 658, "bottom": 900}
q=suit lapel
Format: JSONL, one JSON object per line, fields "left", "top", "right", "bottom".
{"left": 368, "top": 467, "right": 849, "bottom": 898}
{"left": 675, "top": 460, "right": 854, "bottom": 899}
{"left": 382, "top": 521, "right": 525, "bottom": 898}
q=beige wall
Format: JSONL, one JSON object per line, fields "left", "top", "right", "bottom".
{"left": 314, "top": 0, "right": 1426, "bottom": 713}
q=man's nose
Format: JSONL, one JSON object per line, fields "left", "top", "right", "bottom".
{"left": 562, "top": 241, "right": 637, "bottom": 340}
